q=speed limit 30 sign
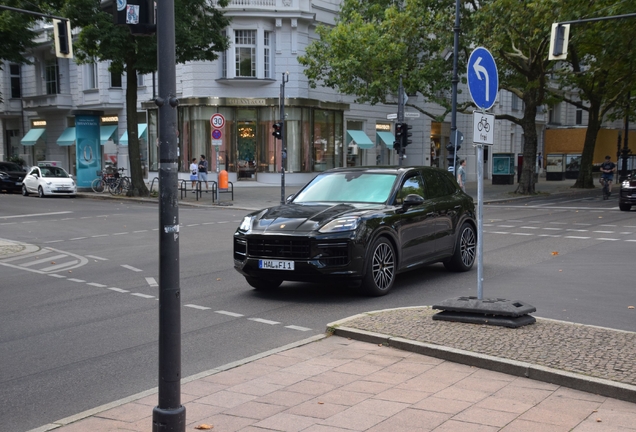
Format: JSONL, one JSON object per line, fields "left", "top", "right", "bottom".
{"left": 210, "top": 113, "right": 225, "bottom": 129}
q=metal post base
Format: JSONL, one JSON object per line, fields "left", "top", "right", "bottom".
{"left": 152, "top": 406, "right": 186, "bottom": 431}
{"left": 432, "top": 296, "right": 537, "bottom": 328}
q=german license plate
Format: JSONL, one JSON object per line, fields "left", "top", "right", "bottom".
{"left": 259, "top": 260, "right": 294, "bottom": 270}
{"left": 16, "top": 182, "right": 22, "bottom": 186}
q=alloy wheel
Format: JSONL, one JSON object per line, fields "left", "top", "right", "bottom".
{"left": 372, "top": 242, "right": 395, "bottom": 291}
{"left": 460, "top": 226, "right": 476, "bottom": 266}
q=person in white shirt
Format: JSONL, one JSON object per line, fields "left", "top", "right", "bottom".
{"left": 189, "top": 158, "right": 198, "bottom": 190}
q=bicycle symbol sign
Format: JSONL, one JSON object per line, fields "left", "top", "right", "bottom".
{"left": 473, "top": 112, "right": 494, "bottom": 145}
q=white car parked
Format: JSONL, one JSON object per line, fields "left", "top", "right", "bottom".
{"left": 22, "top": 166, "right": 77, "bottom": 198}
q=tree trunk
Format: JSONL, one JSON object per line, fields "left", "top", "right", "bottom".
{"left": 516, "top": 95, "right": 539, "bottom": 194}
{"left": 573, "top": 100, "right": 602, "bottom": 189}
{"left": 125, "top": 53, "right": 149, "bottom": 197}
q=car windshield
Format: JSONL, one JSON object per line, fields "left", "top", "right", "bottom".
{"left": 40, "top": 167, "right": 69, "bottom": 178}
{"left": 293, "top": 172, "right": 397, "bottom": 204}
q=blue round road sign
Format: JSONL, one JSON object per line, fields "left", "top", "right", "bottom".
{"left": 467, "top": 47, "right": 499, "bottom": 110}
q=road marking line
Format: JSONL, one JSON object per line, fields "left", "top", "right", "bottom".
{"left": 87, "top": 282, "right": 107, "bottom": 287}
{"left": 20, "top": 254, "right": 68, "bottom": 267}
{"left": 69, "top": 237, "right": 88, "bottom": 241}
{"left": 496, "top": 225, "right": 515, "bottom": 228}
{"left": 0, "top": 211, "right": 72, "bottom": 220}
{"left": 60, "top": 218, "right": 75, "bottom": 220}
{"left": 202, "top": 222, "right": 215, "bottom": 225}
{"left": 574, "top": 223, "right": 591, "bottom": 226}
{"left": 625, "top": 239, "right": 636, "bottom": 242}
{"left": 538, "top": 234, "right": 561, "bottom": 237}
{"left": 43, "top": 240, "right": 64, "bottom": 243}
{"left": 131, "top": 293, "right": 155, "bottom": 299}
{"left": 146, "top": 277, "right": 158, "bottom": 287}
{"left": 490, "top": 231, "right": 510, "bottom": 235}
{"left": 508, "top": 220, "right": 523, "bottom": 222}
{"left": 1, "top": 249, "right": 51, "bottom": 263}
{"left": 21, "top": 221, "right": 37, "bottom": 224}
{"left": 600, "top": 224, "right": 616, "bottom": 227}
{"left": 186, "top": 224, "right": 200, "bottom": 227}
{"left": 108, "top": 287, "right": 129, "bottom": 293}
{"left": 185, "top": 304, "right": 211, "bottom": 310}
{"left": 68, "top": 278, "right": 86, "bottom": 283}
{"left": 549, "top": 222, "right": 567, "bottom": 224}
{"left": 619, "top": 232, "right": 633, "bottom": 235}
{"left": 218, "top": 221, "right": 230, "bottom": 224}
{"left": 86, "top": 255, "right": 108, "bottom": 261}
{"left": 542, "top": 228, "right": 562, "bottom": 231}
{"left": 564, "top": 236, "right": 590, "bottom": 239}
{"left": 511, "top": 233, "right": 533, "bottom": 236}
{"left": 594, "top": 231, "right": 614, "bottom": 233}
{"left": 249, "top": 318, "right": 280, "bottom": 325}
{"left": 285, "top": 325, "right": 312, "bottom": 331}
{"left": 48, "top": 274, "right": 66, "bottom": 278}
{"left": 133, "top": 230, "right": 148, "bottom": 233}
{"left": 598, "top": 238, "right": 620, "bottom": 241}
{"left": 40, "top": 260, "right": 80, "bottom": 272}
{"left": 519, "top": 226, "right": 539, "bottom": 229}
{"left": 0, "top": 222, "right": 17, "bottom": 225}
{"left": 215, "top": 310, "right": 244, "bottom": 317}
{"left": 112, "top": 232, "right": 129, "bottom": 236}
{"left": 152, "top": 228, "right": 159, "bottom": 231}
{"left": 91, "top": 234, "right": 109, "bottom": 238}
{"left": 121, "top": 265, "right": 143, "bottom": 272}
{"left": 565, "top": 229, "right": 588, "bottom": 232}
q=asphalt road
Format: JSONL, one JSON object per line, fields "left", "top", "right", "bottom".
{"left": 1, "top": 190, "right": 634, "bottom": 431}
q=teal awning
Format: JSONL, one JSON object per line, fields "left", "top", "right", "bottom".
{"left": 21, "top": 128, "right": 46, "bottom": 146}
{"left": 119, "top": 123, "right": 148, "bottom": 146}
{"left": 346, "top": 130, "right": 374, "bottom": 149}
{"left": 377, "top": 131, "right": 396, "bottom": 149}
{"left": 100, "top": 125, "right": 118, "bottom": 145}
{"left": 57, "top": 127, "right": 76, "bottom": 146}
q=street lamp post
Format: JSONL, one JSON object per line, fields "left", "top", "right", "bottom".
{"left": 280, "top": 72, "right": 289, "bottom": 205}
{"left": 152, "top": 0, "right": 185, "bottom": 429}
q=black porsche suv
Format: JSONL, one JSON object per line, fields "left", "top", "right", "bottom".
{"left": 0, "top": 162, "right": 27, "bottom": 194}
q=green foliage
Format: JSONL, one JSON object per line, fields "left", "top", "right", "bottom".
{"left": 298, "top": 0, "right": 462, "bottom": 117}
{"left": 0, "top": 1, "right": 39, "bottom": 65}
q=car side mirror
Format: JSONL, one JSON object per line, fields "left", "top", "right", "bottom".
{"left": 286, "top": 194, "right": 294, "bottom": 203}
{"left": 403, "top": 194, "right": 424, "bottom": 208}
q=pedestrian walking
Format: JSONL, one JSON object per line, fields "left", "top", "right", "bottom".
{"left": 198, "top": 155, "right": 209, "bottom": 190}
{"left": 457, "top": 159, "right": 467, "bottom": 193}
{"left": 189, "top": 158, "right": 198, "bottom": 190}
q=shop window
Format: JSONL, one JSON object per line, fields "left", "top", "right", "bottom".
{"left": 45, "top": 59, "right": 59, "bottom": 95}
{"left": 235, "top": 30, "right": 256, "bottom": 77}
{"left": 10, "top": 64, "right": 21, "bottom": 98}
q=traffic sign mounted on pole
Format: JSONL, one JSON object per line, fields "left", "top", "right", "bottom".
{"left": 473, "top": 112, "right": 494, "bottom": 145}
{"left": 467, "top": 47, "right": 499, "bottom": 110}
{"left": 210, "top": 113, "right": 225, "bottom": 129}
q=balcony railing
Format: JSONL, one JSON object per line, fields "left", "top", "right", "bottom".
{"left": 22, "top": 93, "right": 73, "bottom": 112}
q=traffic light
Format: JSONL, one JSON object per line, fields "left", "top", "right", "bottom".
{"left": 548, "top": 23, "right": 570, "bottom": 60}
{"left": 446, "top": 130, "right": 463, "bottom": 153}
{"left": 53, "top": 19, "right": 73, "bottom": 59}
{"left": 112, "top": 0, "right": 156, "bottom": 35}
{"left": 401, "top": 123, "right": 412, "bottom": 148}
{"left": 272, "top": 122, "right": 283, "bottom": 139}
{"left": 394, "top": 123, "right": 405, "bottom": 153}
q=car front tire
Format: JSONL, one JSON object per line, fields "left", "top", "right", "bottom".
{"left": 22, "top": 185, "right": 29, "bottom": 196}
{"left": 360, "top": 237, "right": 396, "bottom": 297}
{"left": 619, "top": 203, "right": 632, "bottom": 211}
{"left": 38, "top": 186, "right": 45, "bottom": 198}
{"left": 245, "top": 276, "right": 282, "bottom": 291}
{"left": 444, "top": 222, "right": 476, "bottom": 272}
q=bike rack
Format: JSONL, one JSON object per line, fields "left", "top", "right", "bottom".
{"left": 149, "top": 177, "right": 159, "bottom": 193}
{"left": 211, "top": 181, "right": 233, "bottom": 203}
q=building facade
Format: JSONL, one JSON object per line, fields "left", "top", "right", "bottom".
{"left": 2, "top": 0, "right": 633, "bottom": 186}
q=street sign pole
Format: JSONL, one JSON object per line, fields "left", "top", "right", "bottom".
{"left": 280, "top": 72, "right": 289, "bottom": 205}
{"left": 476, "top": 137, "right": 484, "bottom": 300}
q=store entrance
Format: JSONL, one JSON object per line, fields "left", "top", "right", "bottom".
{"left": 237, "top": 120, "right": 256, "bottom": 180}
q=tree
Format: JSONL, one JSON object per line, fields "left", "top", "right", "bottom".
{"left": 298, "top": 0, "right": 470, "bottom": 121}
{"left": 62, "top": 0, "right": 230, "bottom": 196}
{"left": 553, "top": 0, "right": 636, "bottom": 189}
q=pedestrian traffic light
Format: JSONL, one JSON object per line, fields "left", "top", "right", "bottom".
{"left": 53, "top": 19, "right": 73, "bottom": 59}
{"left": 401, "top": 123, "right": 412, "bottom": 148}
{"left": 112, "top": 0, "right": 156, "bottom": 35}
{"left": 272, "top": 122, "right": 283, "bottom": 139}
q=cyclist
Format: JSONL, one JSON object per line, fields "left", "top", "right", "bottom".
{"left": 600, "top": 155, "right": 616, "bottom": 197}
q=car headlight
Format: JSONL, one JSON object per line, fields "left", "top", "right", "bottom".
{"left": 623, "top": 181, "right": 631, "bottom": 188}
{"left": 239, "top": 216, "right": 253, "bottom": 231}
{"left": 319, "top": 217, "right": 360, "bottom": 233}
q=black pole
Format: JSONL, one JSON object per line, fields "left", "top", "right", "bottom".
{"left": 449, "top": 0, "right": 461, "bottom": 171}
{"left": 152, "top": 0, "right": 185, "bottom": 429}
{"left": 620, "top": 92, "right": 631, "bottom": 182}
{"left": 280, "top": 72, "right": 289, "bottom": 205}
{"left": 398, "top": 77, "right": 404, "bottom": 166}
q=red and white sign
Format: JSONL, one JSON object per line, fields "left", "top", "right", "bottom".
{"left": 210, "top": 113, "right": 225, "bottom": 129}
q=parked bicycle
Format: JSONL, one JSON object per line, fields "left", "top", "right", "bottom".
{"left": 91, "top": 169, "right": 118, "bottom": 193}
{"left": 108, "top": 168, "right": 132, "bottom": 195}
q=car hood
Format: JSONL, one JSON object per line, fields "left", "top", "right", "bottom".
{"left": 0, "top": 170, "right": 26, "bottom": 180}
{"left": 248, "top": 203, "right": 380, "bottom": 233}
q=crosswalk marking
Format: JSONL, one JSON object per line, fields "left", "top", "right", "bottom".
{"left": 249, "top": 318, "right": 280, "bottom": 325}
{"left": 40, "top": 260, "right": 80, "bottom": 272}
